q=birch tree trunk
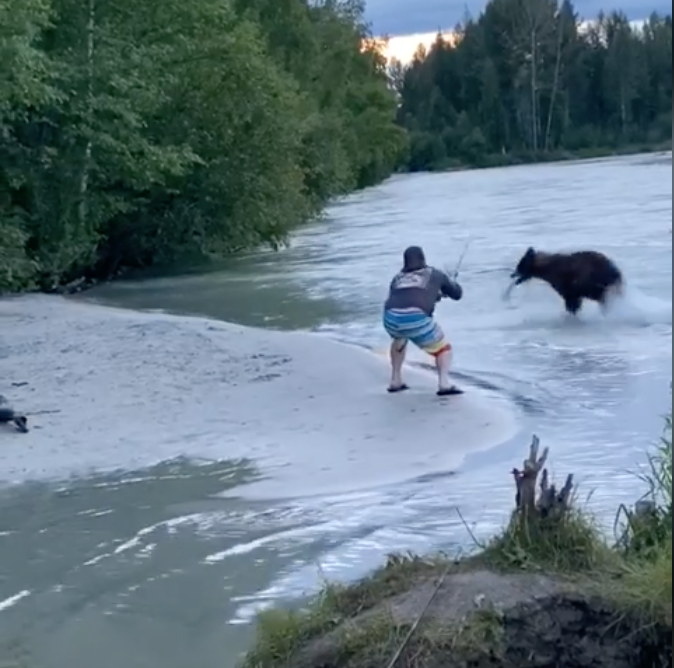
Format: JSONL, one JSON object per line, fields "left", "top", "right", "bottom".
{"left": 530, "top": 27, "right": 538, "bottom": 153}
{"left": 545, "top": 5, "right": 565, "bottom": 152}
{"left": 78, "top": 0, "right": 95, "bottom": 235}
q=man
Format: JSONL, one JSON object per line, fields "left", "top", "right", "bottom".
{"left": 383, "top": 246, "right": 464, "bottom": 396}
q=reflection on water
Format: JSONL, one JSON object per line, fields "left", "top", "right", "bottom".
{"left": 81, "top": 252, "right": 352, "bottom": 331}
{"left": 3, "top": 153, "right": 672, "bottom": 668}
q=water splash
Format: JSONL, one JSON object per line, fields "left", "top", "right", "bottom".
{"left": 605, "top": 284, "right": 672, "bottom": 327}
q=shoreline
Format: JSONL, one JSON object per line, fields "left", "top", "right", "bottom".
{"left": 3, "top": 149, "right": 671, "bottom": 299}
{"left": 396, "top": 143, "right": 673, "bottom": 176}
{"left": 0, "top": 294, "right": 518, "bottom": 491}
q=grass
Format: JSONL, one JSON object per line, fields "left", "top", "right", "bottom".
{"left": 615, "top": 537, "right": 673, "bottom": 627}
{"left": 243, "top": 595, "right": 509, "bottom": 668}
{"left": 335, "top": 607, "right": 508, "bottom": 668}
{"left": 616, "top": 414, "right": 673, "bottom": 557}
{"left": 241, "top": 554, "right": 453, "bottom": 668}
{"left": 480, "top": 504, "right": 619, "bottom": 575}
{"left": 645, "top": 413, "right": 672, "bottom": 532}
{"left": 241, "top": 414, "right": 674, "bottom": 668}
{"left": 608, "top": 412, "right": 672, "bottom": 628}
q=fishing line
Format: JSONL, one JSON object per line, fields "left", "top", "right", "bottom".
{"left": 450, "top": 239, "right": 473, "bottom": 279}
{"left": 443, "top": 238, "right": 473, "bottom": 284}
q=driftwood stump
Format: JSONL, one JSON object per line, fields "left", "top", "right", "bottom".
{"left": 511, "top": 435, "right": 574, "bottom": 522}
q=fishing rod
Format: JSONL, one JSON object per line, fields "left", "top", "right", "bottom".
{"left": 447, "top": 239, "right": 474, "bottom": 280}
{"left": 454, "top": 239, "right": 473, "bottom": 277}
{"left": 435, "top": 239, "right": 473, "bottom": 304}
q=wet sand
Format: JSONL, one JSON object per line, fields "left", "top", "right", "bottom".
{"left": 0, "top": 295, "right": 517, "bottom": 498}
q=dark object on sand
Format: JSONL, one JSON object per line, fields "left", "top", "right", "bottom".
{"left": 506, "top": 247, "right": 624, "bottom": 315}
{"left": 0, "top": 396, "right": 29, "bottom": 433}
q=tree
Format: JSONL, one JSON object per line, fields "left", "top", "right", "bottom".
{"left": 0, "top": 0, "right": 404, "bottom": 291}
{"left": 396, "top": 0, "right": 672, "bottom": 171}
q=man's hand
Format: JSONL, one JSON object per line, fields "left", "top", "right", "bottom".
{"left": 444, "top": 266, "right": 459, "bottom": 281}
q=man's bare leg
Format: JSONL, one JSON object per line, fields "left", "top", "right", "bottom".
{"left": 435, "top": 348, "right": 452, "bottom": 391}
{"left": 388, "top": 340, "right": 409, "bottom": 392}
{"left": 435, "top": 348, "right": 463, "bottom": 396}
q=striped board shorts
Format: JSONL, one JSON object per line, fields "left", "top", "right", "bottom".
{"left": 383, "top": 307, "right": 451, "bottom": 357}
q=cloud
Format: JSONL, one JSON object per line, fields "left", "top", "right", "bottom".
{"left": 365, "top": 0, "right": 671, "bottom": 37}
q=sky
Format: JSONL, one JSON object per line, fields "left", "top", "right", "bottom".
{"left": 367, "top": 0, "right": 672, "bottom": 63}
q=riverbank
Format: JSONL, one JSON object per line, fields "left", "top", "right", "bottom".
{"left": 2, "top": 148, "right": 670, "bottom": 299}
{"left": 0, "top": 294, "right": 516, "bottom": 492}
{"left": 242, "top": 431, "right": 673, "bottom": 668}
{"left": 402, "top": 142, "right": 673, "bottom": 175}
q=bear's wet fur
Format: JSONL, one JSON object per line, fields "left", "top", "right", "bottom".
{"left": 511, "top": 247, "right": 624, "bottom": 315}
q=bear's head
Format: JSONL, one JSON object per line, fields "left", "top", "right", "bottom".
{"left": 510, "top": 247, "right": 539, "bottom": 286}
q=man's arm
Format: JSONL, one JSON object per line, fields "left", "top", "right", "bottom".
{"left": 437, "top": 270, "right": 463, "bottom": 301}
{"left": 389, "top": 273, "right": 400, "bottom": 293}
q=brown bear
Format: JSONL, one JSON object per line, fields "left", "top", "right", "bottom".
{"left": 507, "top": 247, "right": 624, "bottom": 315}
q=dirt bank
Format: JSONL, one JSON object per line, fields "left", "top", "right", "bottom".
{"left": 0, "top": 295, "right": 516, "bottom": 494}
{"left": 243, "top": 555, "right": 671, "bottom": 668}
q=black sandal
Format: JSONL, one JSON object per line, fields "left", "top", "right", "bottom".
{"left": 437, "top": 386, "right": 464, "bottom": 397}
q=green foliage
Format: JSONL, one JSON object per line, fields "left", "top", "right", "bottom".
{"left": 242, "top": 554, "right": 450, "bottom": 667}
{"left": 607, "top": 411, "right": 671, "bottom": 628}
{"left": 0, "top": 0, "right": 404, "bottom": 291}
{"left": 0, "top": 213, "right": 36, "bottom": 291}
{"left": 244, "top": 605, "right": 507, "bottom": 668}
{"left": 396, "top": 1, "right": 673, "bottom": 171}
{"left": 652, "top": 413, "right": 673, "bottom": 522}
{"left": 483, "top": 506, "right": 618, "bottom": 574}
{"left": 616, "top": 411, "right": 672, "bottom": 560}
{"left": 616, "top": 535, "right": 672, "bottom": 627}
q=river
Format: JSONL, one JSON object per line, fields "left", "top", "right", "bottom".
{"left": 0, "top": 153, "right": 671, "bottom": 668}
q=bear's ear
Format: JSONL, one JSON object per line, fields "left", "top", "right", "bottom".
{"left": 525, "top": 246, "right": 536, "bottom": 258}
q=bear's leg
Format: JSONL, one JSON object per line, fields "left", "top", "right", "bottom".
{"left": 564, "top": 295, "right": 583, "bottom": 315}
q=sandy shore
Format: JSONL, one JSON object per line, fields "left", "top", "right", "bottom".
{"left": 0, "top": 295, "right": 517, "bottom": 498}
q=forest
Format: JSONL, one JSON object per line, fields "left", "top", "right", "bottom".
{"left": 0, "top": 0, "right": 672, "bottom": 292}
{"left": 393, "top": 0, "right": 673, "bottom": 171}
{"left": 0, "top": 0, "right": 405, "bottom": 291}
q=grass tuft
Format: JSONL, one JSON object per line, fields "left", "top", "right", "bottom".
{"left": 443, "top": 606, "right": 507, "bottom": 658}
{"left": 241, "top": 585, "right": 345, "bottom": 668}
{"left": 240, "top": 555, "right": 453, "bottom": 668}
{"left": 647, "top": 413, "right": 673, "bottom": 530}
{"left": 613, "top": 535, "right": 673, "bottom": 627}
{"left": 322, "top": 553, "right": 452, "bottom": 619}
{"left": 482, "top": 505, "right": 618, "bottom": 575}
{"left": 616, "top": 412, "right": 673, "bottom": 559}
{"left": 606, "top": 412, "right": 673, "bottom": 628}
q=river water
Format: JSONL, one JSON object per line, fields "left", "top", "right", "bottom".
{"left": 0, "top": 153, "right": 671, "bottom": 668}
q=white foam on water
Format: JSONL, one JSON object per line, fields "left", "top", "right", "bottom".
{"left": 81, "top": 513, "right": 211, "bottom": 567}
{"left": 0, "top": 590, "right": 31, "bottom": 613}
{"left": 605, "top": 285, "right": 672, "bottom": 327}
